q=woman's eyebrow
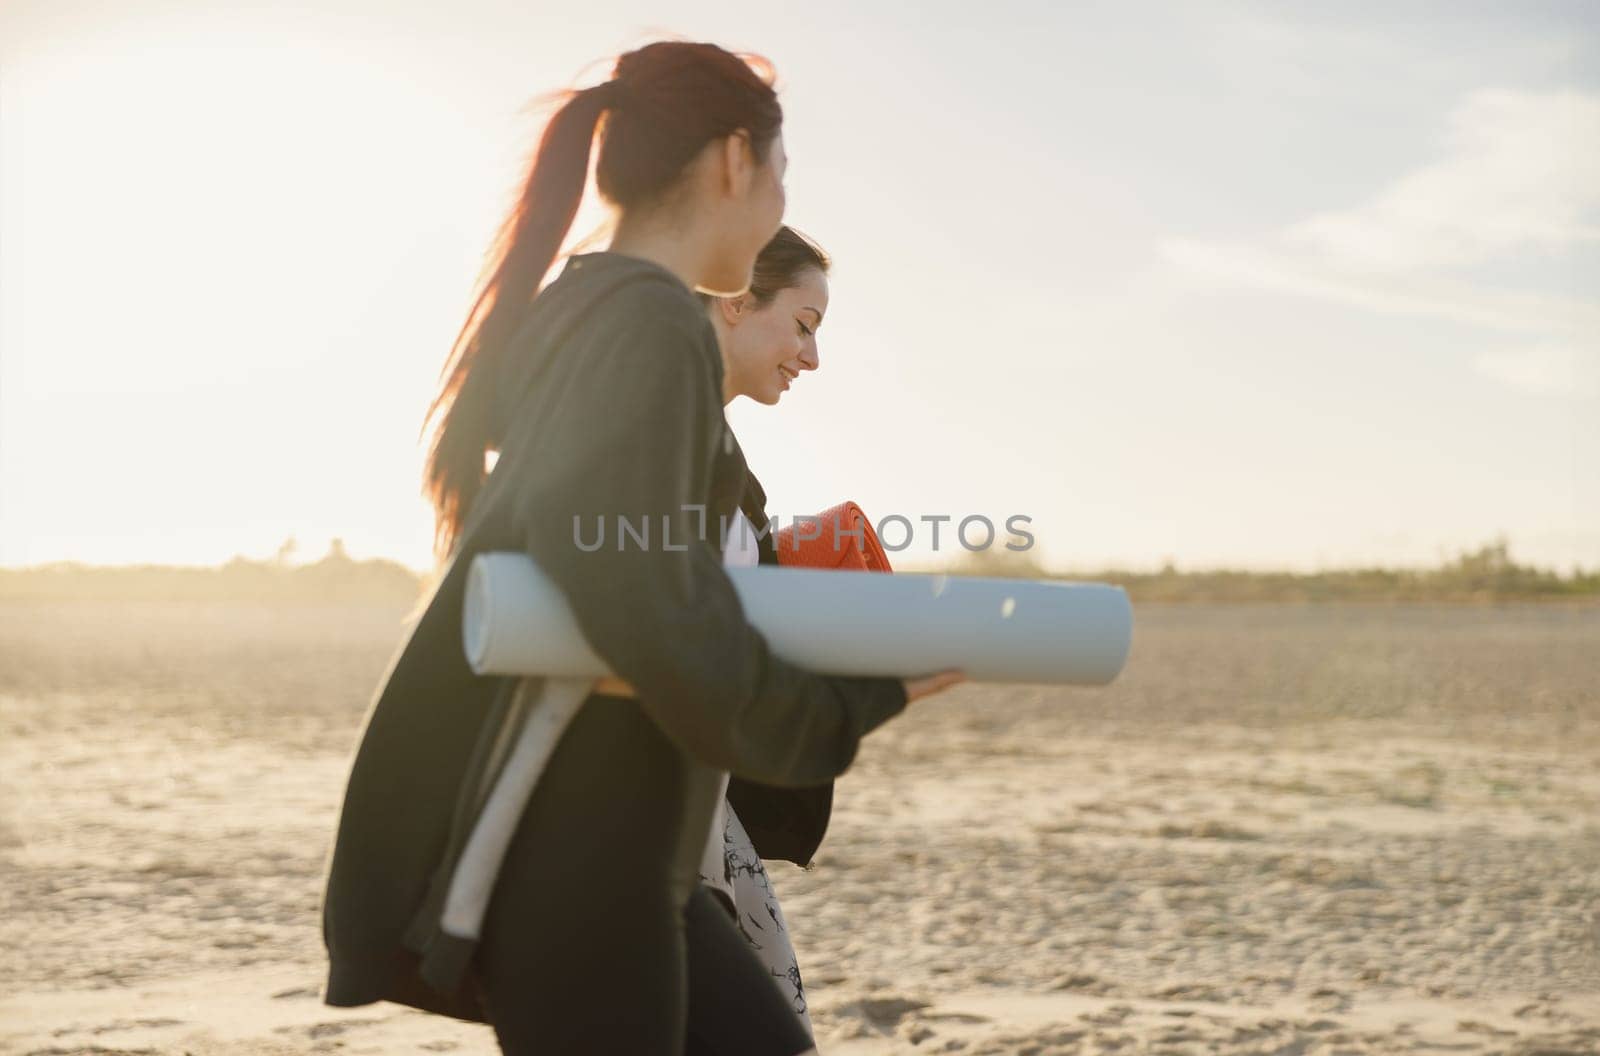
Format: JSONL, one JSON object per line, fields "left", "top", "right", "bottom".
{"left": 800, "top": 306, "right": 823, "bottom": 324}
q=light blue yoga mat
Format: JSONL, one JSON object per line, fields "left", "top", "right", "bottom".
{"left": 463, "top": 552, "right": 1132, "bottom": 686}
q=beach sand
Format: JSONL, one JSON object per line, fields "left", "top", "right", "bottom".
{"left": 2, "top": 599, "right": 1597, "bottom": 1054}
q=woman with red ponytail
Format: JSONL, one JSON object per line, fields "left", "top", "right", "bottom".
{"left": 320, "top": 41, "right": 956, "bottom": 1055}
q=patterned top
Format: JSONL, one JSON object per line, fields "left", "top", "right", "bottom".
{"left": 697, "top": 507, "right": 814, "bottom": 1036}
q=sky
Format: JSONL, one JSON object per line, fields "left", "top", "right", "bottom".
{"left": 1, "top": 0, "right": 1595, "bottom": 573}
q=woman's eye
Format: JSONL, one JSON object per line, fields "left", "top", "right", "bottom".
{"left": 797, "top": 321, "right": 813, "bottom": 337}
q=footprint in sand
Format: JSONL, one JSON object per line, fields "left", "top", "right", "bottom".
{"left": 49, "top": 1017, "right": 186, "bottom": 1038}
{"left": 1307, "top": 986, "right": 1354, "bottom": 1013}
{"left": 269, "top": 985, "right": 320, "bottom": 999}
{"left": 273, "top": 1019, "right": 379, "bottom": 1040}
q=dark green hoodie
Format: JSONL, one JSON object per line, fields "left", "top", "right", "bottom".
{"left": 319, "top": 250, "right": 908, "bottom": 1021}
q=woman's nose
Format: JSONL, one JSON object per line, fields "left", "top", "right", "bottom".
{"left": 798, "top": 340, "right": 819, "bottom": 371}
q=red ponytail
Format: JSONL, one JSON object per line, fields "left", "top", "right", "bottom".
{"left": 421, "top": 42, "right": 781, "bottom": 564}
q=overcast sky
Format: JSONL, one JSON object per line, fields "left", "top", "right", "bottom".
{"left": 2, "top": 0, "right": 1595, "bottom": 572}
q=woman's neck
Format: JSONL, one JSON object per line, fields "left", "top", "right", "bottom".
{"left": 608, "top": 212, "right": 713, "bottom": 294}
{"left": 612, "top": 213, "right": 741, "bottom": 407}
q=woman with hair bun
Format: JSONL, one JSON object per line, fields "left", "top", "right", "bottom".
{"left": 319, "top": 41, "right": 959, "bottom": 1055}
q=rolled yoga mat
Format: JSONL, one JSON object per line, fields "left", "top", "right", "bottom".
{"left": 463, "top": 552, "right": 1132, "bottom": 686}
{"left": 775, "top": 500, "right": 895, "bottom": 572}
{"left": 434, "top": 514, "right": 1129, "bottom": 956}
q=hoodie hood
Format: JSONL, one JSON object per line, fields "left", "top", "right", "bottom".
{"left": 488, "top": 251, "right": 698, "bottom": 447}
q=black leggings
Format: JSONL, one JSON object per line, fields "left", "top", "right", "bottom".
{"left": 474, "top": 697, "right": 813, "bottom": 1055}
{"left": 683, "top": 885, "right": 814, "bottom": 1054}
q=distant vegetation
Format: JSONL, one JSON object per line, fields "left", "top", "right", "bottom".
{"left": 945, "top": 537, "right": 1600, "bottom": 603}
{"left": 0, "top": 538, "right": 425, "bottom": 606}
{"left": 0, "top": 536, "right": 1593, "bottom": 605}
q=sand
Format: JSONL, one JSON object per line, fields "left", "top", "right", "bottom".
{"left": 2, "top": 599, "right": 1597, "bottom": 1054}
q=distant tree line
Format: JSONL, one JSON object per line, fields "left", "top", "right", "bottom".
{"left": 0, "top": 537, "right": 422, "bottom": 605}
{"left": 0, "top": 536, "right": 1594, "bottom": 604}
{"left": 947, "top": 537, "right": 1600, "bottom": 602}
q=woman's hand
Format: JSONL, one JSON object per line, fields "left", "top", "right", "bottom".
{"left": 903, "top": 669, "right": 965, "bottom": 702}
{"left": 592, "top": 675, "right": 637, "bottom": 698}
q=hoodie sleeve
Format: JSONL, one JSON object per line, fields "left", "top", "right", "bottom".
{"left": 502, "top": 283, "right": 908, "bottom": 788}
{"left": 724, "top": 460, "right": 839, "bottom": 865}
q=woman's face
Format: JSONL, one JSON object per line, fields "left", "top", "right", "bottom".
{"left": 716, "top": 266, "right": 828, "bottom": 406}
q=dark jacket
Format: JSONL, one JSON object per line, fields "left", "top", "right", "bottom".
{"left": 318, "top": 251, "right": 906, "bottom": 1022}
{"left": 726, "top": 471, "right": 836, "bottom": 868}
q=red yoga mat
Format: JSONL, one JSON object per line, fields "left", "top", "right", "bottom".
{"left": 774, "top": 501, "right": 893, "bottom": 573}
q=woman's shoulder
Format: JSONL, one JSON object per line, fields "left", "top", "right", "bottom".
{"left": 563, "top": 262, "right": 720, "bottom": 395}
{"left": 555, "top": 252, "right": 713, "bottom": 341}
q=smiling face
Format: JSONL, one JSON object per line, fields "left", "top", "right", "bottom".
{"left": 713, "top": 265, "right": 829, "bottom": 405}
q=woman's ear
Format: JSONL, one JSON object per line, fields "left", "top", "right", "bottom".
{"left": 718, "top": 294, "right": 748, "bottom": 327}
{"left": 721, "top": 129, "right": 755, "bottom": 198}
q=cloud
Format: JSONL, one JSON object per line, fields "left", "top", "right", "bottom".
{"left": 1473, "top": 344, "right": 1598, "bottom": 397}
{"left": 1163, "top": 238, "right": 1600, "bottom": 336}
{"left": 1288, "top": 90, "right": 1600, "bottom": 272}
{"left": 1163, "top": 89, "right": 1600, "bottom": 368}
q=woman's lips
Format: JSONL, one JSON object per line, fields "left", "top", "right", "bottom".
{"left": 778, "top": 365, "right": 797, "bottom": 389}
